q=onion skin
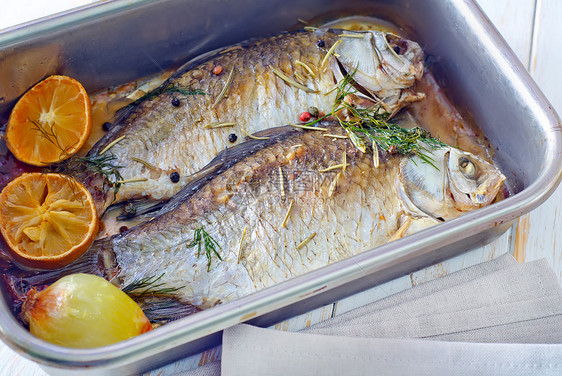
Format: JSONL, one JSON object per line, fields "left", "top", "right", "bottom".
{"left": 20, "top": 273, "right": 152, "bottom": 348}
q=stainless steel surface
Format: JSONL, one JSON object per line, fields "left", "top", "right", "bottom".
{"left": 0, "top": 0, "right": 561, "bottom": 374}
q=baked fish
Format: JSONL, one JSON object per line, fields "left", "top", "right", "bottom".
{"left": 50, "top": 123, "right": 503, "bottom": 309}
{"left": 77, "top": 29, "right": 424, "bottom": 214}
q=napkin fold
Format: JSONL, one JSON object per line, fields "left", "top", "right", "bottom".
{"left": 178, "top": 254, "right": 562, "bottom": 375}
{"left": 303, "top": 257, "right": 562, "bottom": 341}
{"left": 222, "top": 325, "right": 562, "bottom": 376}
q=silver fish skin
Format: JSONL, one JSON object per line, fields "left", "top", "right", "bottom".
{"left": 83, "top": 123, "right": 504, "bottom": 309}
{"left": 83, "top": 29, "right": 424, "bottom": 214}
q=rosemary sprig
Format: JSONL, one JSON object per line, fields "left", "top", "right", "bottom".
{"left": 271, "top": 66, "right": 317, "bottom": 94}
{"left": 333, "top": 70, "right": 445, "bottom": 164}
{"left": 131, "top": 157, "right": 157, "bottom": 170}
{"left": 99, "top": 135, "right": 126, "bottom": 155}
{"left": 187, "top": 226, "right": 223, "bottom": 272}
{"left": 147, "top": 82, "right": 207, "bottom": 100}
{"left": 122, "top": 273, "right": 181, "bottom": 299}
{"left": 125, "top": 82, "right": 207, "bottom": 110}
{"left": 212, "top": 69, "right": 235, "bottom": 108}
{"left": 320, "top": 39, "right": 342, "bottom": 70}
{"left": 296, "top": 232, "right": 317, "bottom": 250}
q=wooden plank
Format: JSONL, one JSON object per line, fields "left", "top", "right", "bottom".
{"left": 270, "top": 304, "right": 335, "bottom": 332}
{"left": 0, "top": 343, "right": 46, "bottom": 376}
{"left": 475, "top": 0, "right": 536, "bottom": 68}
{"left": 509, "top": 0, "right": 562, "bottom": 283}
{"left": 0, "top": 0, "right": 98, "bottom": 31}
{"left": 146, "top": 346, "right": 222, "bottom": 375}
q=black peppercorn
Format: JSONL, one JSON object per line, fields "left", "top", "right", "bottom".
{"left": 228, "top": 133, "right": 238, "bottom": 143}
{"left": 170, "top": 171, "right": 180, "bottom": 183}
{"left": 119, "top": 226, "right": 129, "bottom": 234}
{"left": 316, "top": 40, "right": 325, "bottom": 48}
{"left": 393, "top": 46, "right": 401, "bottom": 54}
{"left": 102, "top": 122, "right": 112, "bottom": 131}
{"left": 171, "top": 97, "right": 181, "bottom": 107}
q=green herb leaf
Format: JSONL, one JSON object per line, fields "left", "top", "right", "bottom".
{"left": 329, "top": 66, "right": 445, "bottom": 166}
{"left": 122, "top": 273, "right": 181, "bottom": 299}
{"left": 51, "top": 153, "right": 124, "bottom": 198}
{"left": 187, "top": 226, "right": 223, "bottom": 272}
{"left": 29, "top": 119, "right": 79, "bottom": 160}
{"left": 127, "top": 82, "right": 207, "bottom": 110}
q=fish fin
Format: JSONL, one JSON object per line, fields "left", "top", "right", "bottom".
{"left": 405, "top": 217, "right": 442, "bottom": 236}
{"left": 250, "top": 125, "right": 299, "bottom": 139}
{"left": 172, "top": 30, "right": 295, "bottom": 78}
{"left": 156, "top": 125, "right": 301, "bottom": 215}
{"left": 390, "top": 215, "right": 441, "bottom": 242}
{"left": 113, "top": 199, "right": 169, "bottom": 221}
{"left": 135, "top": 295, "right": 200, "bottom": 324}
{"left": 172, "top": 45, "right": 244, "bottom": 78}
{"left": 2, "top": 238, "right": 114, "bottom": 301}
{"left": 389, "top": 216, "right": 412, "bottom": 242}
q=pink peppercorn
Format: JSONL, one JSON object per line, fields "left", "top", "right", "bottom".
{"left": 299, "top": 112, "right": 311, "bottom": 122}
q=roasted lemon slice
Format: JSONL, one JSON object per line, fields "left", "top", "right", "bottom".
{"left": 0, "top": 173, "right": 98, "bottom": 269}
{"left": 6, "top": 75, "right": 92, "bottom": 166}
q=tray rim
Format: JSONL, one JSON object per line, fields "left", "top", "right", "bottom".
{"left": 0, "top": 0, "right": 561, "bottom": 371}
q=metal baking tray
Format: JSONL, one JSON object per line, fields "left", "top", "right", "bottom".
{"left": 1, "top": 0, "right": 561, "bottom": 374}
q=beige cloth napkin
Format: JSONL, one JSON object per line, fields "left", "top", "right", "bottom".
{"left": 179, "top": 254, "right": 562, "bottom": 375}
{"left": 222, "top": 325, "right": 562, "bottom": 376}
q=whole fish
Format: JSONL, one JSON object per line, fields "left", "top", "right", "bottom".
{"left": 50, "top": 123, "right": 504, "bottom": 309}
{"left": 78, "top": 29, "right": 424, "bottom": 214}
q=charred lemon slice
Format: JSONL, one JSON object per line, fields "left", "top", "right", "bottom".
{"left": 0, "top": 173, "right": 98, "bottom": 269}
{"left": 6, "top": 75, "right": 92, "bottom": 166}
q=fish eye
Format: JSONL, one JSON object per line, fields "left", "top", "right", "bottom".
{"left": 458, "top": 157, "right": 478, "bottom": 179}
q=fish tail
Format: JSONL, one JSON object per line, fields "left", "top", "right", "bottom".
{"left": 135, "top": 295, "right": 201, "bottom": 324}
{"left": 1, "top": 239, "right": 116, "bottom": 310}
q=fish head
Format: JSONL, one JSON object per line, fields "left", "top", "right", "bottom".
{"left": 398, "top": 146, "right": 506, "bottom": 221}
{"left": 445, "top": 148, "right": 506, "bottom": 211}
{"left": 332, "top": 30, "right": 424, "bottom": 103}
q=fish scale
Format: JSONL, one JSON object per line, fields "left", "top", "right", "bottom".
{"left": 20, "top": 121, "right": 505, "bottom": 316}
{"left": 83, "top": 29, "right": 424, "bottom": 215}
{"left": 88, "top": 125, "right": 411, "bottom": 307}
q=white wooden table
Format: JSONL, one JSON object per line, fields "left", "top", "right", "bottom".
{"left": 1, "top": 0, "right": 561, "bottom": 374}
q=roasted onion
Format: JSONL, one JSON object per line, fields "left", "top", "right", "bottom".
{"left": 20, "top": 273, "right": 152, "bottom": 348}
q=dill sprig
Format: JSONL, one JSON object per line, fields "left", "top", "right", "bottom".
{"left": 31, "top": 114, "right": 124, "bottom": 196}
{"left": 187, "top": 226, "right": 223, "bottom": 272}
{"left": 305, "top": 66, "right": 445, "bottom": 165}
{"left": 122, "top": 273, "right": 181, "bottom": 299}
{"left": 29, "top": 119, "right": 78, "bottom": 160}
{"left": 51, "top": 153, "right": 124, "bottom": 198}
{"left": 343, "top": 121, "right": 445, "bottom": 167}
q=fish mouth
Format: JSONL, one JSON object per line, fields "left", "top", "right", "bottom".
{"left": 334, "top": 58, "right": 380, "bottom": 103}
{"left": 330, "top": 37, "right": 421, "bottom": 115}
{"left": 330, "top": 30, "right": 425, "bottom": 117}
{"left": 332, "top": 58, "right": 391, "bottom": 115}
